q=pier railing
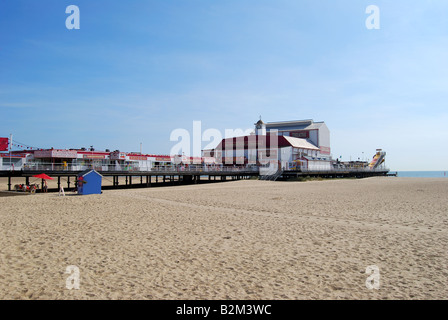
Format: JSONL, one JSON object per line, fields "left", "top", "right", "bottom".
{"left": 6, "top": 162, "right": 388, "bottom": 174}
{"left": 151, "top": 165, "right": 259, "bottom": 173}
{"left": 18, "top": 163, "right": 259, "bottom": 173}
{"left": 300, "top": 167, "right": 390, "bottom": 173}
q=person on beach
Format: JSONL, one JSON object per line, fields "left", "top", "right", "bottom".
{"left": 43, "top": 180, "right": 48, "bottom": 193}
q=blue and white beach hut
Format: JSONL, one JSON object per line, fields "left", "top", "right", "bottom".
{"left": 77, "top": 169, "right": 102, "bottom": 195}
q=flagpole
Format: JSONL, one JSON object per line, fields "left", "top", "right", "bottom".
{"left": 9, "top": 133, "right": 12, "bottom": 171}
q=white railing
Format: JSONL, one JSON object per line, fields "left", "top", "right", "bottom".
{"left": 259, "top": 163, "right": 279, "bottom": 176}
{"left": 13, "top": 161, "right": 394, "bottom": 174}
{"left": 13, "top": 162, "right": 390, "bottom": 174}
{"left": 152, "top": 165, "right": 258, "bottom": 173}
{"left": 18, "top": 163, "right": 259, "bottom": 173}
{"left": 21, "top": 163, "right": 151, "bottom": 172}
{"left": 300, "top": 166, "right": 390, "bottom": 173}
{"left": 1, "top": 163, "right": 23, "bottom": 171}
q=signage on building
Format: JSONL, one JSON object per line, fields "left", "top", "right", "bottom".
{"left": 129, "top": 155, "right": 147, "bottom": 161}
{"left": 83, "top": 154, "right": 105, "bottom": 159}
{"left": 0, "top": 153, "right": 25, "bottom": 158}
{"left": 0, "top": 137, "right": 8, "bottom": 151}
{"left": 289, "top": 131, "right": 310, "bottom": 139}
{"left": 34, "top": 150, "right": 78, "bottom": 158}
{"left": 320, "top": 146, "right": 331, "bottom": 154}
{"left": 110, "top": 152, "right": 126, "bottom": 160}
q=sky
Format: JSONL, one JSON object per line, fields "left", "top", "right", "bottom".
{"left": 1, "top": 0, "right": 447, "bottom": 171}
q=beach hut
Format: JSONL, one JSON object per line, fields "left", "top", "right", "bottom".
{"left": 77, "top": 169, "right": 102, "bottom": 195}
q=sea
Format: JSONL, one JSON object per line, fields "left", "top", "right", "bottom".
{"left": 395, "top": 171, "right": 448, "bottom": 178}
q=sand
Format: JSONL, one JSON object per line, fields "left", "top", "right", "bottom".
{"left": 0, "top": 177, "right": 447, "bottom": 300}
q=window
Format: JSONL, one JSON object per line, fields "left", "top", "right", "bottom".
{"left": 2, "top": 158, "right": 22, "bottom": 166}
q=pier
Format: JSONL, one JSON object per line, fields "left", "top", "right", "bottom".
{"left": 278, "top": 168, "right": 391, "bottom": 180}
{"left": 0, "top": 166, "right": 259, "bottom": 192}
{"left": 1, "top": 166, "right": 392, "bottom": 192}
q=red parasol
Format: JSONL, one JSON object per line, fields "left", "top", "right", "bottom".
{"left": 33, "top": 173, "right": 54, "bottom": 180}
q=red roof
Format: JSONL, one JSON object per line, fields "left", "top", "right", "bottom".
{"left": 213, "top": 135, "right": 319, "bottom": 151}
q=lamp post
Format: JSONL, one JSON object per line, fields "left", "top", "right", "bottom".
{"left": 90, "top": 146, "right": 93, "bottom": 168}
{"left": 9, "top": 134, "right": 12, "bottom": 171}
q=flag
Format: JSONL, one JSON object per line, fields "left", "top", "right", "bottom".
{"left": 0, "top": 137, "right": 9, "bottom": 151}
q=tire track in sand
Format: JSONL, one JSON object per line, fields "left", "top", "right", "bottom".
{"left": 117, "top": 193, "right": 448, "bottom": 236}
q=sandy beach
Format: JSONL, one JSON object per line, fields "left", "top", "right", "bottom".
{"left": 0, "top": 177, "right": 447, "bottom": 300}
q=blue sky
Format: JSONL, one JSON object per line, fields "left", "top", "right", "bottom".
{"left": 1, "top": 0, "right": 447, "bottom": 171}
